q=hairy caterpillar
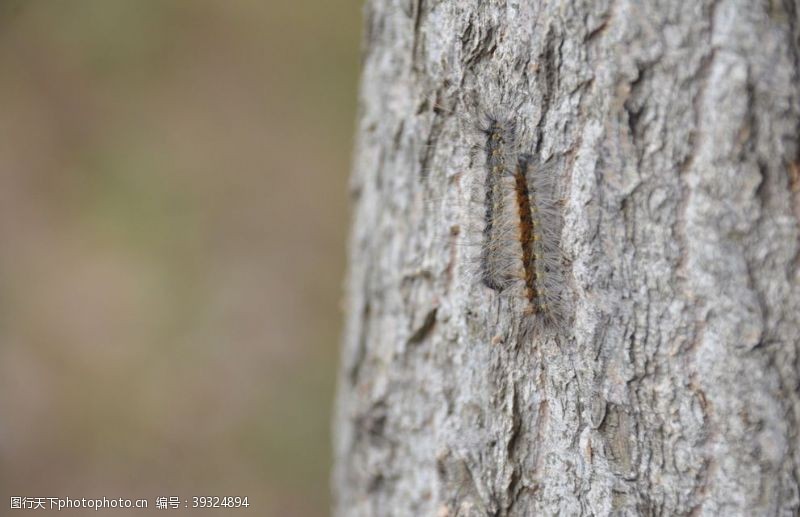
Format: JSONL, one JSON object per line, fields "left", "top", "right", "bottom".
{"left": 478, "top": 114, "right": 519, "bottom": 291}
{"left": 473, "top": 113, "right": 566, "bottom": 330}
{"left": 422, "top": 106, "right": 567, "bottom": 333}
{"left": 514, "top": 153, "right": 565, "bottom": 327}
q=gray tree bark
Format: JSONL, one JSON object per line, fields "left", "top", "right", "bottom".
{"left": 333, "top": 1, "right": 800, "bottom": 515}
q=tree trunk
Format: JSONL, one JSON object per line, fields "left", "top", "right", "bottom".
{"left": 333, "top": 1, "right": 800, "bottom": 515}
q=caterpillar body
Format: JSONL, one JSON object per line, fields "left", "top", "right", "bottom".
{"left": 479, "top": 115, "right": 519, "bottom": 292}
{"left": 419, "top": 105, "right": 567, "bottom": 334}
{"left": 471, "top": 112, "right": 566, "bottom": 331}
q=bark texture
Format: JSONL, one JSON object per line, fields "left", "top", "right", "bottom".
{"left": 334, "top": 1, "right": 800, "bottom": 515}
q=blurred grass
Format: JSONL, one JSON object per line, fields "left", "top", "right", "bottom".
{"left": 0, "top": 1, "right": 361, "bottom": 515}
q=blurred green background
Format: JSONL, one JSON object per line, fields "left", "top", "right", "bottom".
{"left": 0, "top": 1, "right": 360, "bottom": 515}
